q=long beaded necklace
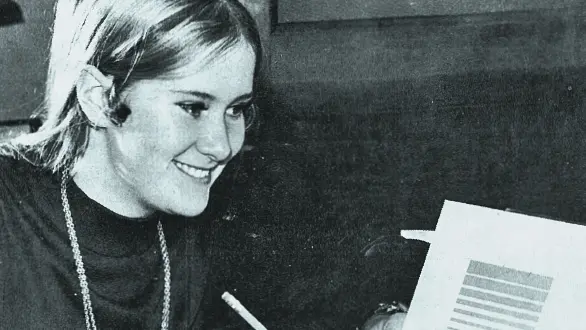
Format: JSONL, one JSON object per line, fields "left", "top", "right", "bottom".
{"left": 60, "top": 171, "right": 172, "bottom": 330}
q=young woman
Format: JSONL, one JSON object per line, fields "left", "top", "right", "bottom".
{"left": 0, "top": 0, "right": 261, "bottom": 328}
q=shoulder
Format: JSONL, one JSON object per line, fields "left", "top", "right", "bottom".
{"left": 0, "top": 155, "right": 57, "bottom": 209}
{"left": 0, "top": 155, "right": 24, "bottom": 190}
{"left": 0, "top": 155, "right": 45, "bottom": 190}
{"left": 0, "top": 156, "right": 33, "bottom": 228}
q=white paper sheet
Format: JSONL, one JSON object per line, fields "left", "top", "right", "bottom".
{"left": 401, "top": 230, "right": 435, "bottom": 244}
{"left": 402, "top": 200, "right": 586, "bottom": 330}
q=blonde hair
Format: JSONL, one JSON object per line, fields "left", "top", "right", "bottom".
{"left": 1, "top": 0, "right": 262, "bottom": 173}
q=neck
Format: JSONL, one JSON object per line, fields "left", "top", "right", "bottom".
{"left": 72, "top": 131, "right": 154, "bottom": 218}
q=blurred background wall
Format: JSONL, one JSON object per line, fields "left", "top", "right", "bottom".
{"left": 212, "top": 2, "right": 586, "bottom": 329}
{"left": 0, "top": 0, "right": 54, "bottom": 121}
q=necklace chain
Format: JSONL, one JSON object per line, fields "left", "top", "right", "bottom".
{"left": 60, "top": 171, "right": 171, "bottom": 330}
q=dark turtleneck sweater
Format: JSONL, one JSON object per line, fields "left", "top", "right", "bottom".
{"left": 0, "top": 156, "right": 209, "bottom": 329}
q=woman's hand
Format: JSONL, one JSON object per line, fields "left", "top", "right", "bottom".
{"left": 360, "top": 312, "right": 407, "bottom": 330}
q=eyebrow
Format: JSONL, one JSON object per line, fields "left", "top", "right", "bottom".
{"left": 171, "top": 90, "right": 253, "bottom": 105}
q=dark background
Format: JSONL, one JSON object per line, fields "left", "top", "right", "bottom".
{"left": 2, "top": 1, "right": 586, "bottom": 329}
{"left": 204, "top": 4, "right": 586, "bottom": 329}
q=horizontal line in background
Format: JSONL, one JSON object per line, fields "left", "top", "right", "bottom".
{"left": 274, "top": 6, "right": 579, "bottom": 30}
{"left": 463, "top": 275, "right": 549, "bottom": 302}
{"left": 451, "top": 317, "right": 501, "bottom": 330}
{"left": 0, "top": 118, "right": 31, "bottom": 127}
{"left": 454, "top": 308, "right": 535, "bottom": 330}
{"left": 467, "top": 260, "right": 553, "bottom": 290}
{"left": 457, "top": 299, "right": 539, "bottom": 322}
{"left": 459, "top": 288, "right": 543, "bottom": 313}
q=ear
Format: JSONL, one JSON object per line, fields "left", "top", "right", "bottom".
{"left": 76, "top": 65, "right": 115, "bottom": 128}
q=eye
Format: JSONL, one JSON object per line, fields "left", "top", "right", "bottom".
{"left": 177, "top": 102, "right": 209, "bottom": 118}
{"left": 226, "top": 102, "right": 252, "bottom": 119}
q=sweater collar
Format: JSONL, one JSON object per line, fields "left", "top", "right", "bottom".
{"left": 64, "top": 179, "right": 161, "bottom": 257}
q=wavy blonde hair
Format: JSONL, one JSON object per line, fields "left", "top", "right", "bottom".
{"left": 1, "top": 0, "right": 262, "bottom": 173}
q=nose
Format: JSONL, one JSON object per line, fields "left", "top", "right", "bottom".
{"left": 195, "top": 115, "right": 233, "bottom": 163}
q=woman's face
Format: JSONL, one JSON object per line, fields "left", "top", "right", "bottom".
{"left": 103, "top": 42, "right": 255, "bottom": 217}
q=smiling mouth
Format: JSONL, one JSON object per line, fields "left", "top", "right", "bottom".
{"left": 173, "top": 160, "right": 212, "bottom": 182}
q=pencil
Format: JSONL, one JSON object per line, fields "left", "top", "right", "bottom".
{"left": 221, "top": 292, "right": 268, "bottom": 330}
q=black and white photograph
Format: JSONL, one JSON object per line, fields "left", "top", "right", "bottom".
{"left": 1, "top": 0, "right": 585, "bottom": 329}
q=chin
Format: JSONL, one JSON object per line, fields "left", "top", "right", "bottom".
{"left": 158, "top": 185, "right": 213, "bottom": 217}
{"left": 164, "top": 202, "right": 206, "bottom": 217}
{"left": 169, "top": 196, "right": 210, "bottom": 217}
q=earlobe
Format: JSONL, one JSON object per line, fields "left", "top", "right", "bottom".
{"left": 76, "top": 65, "right": 115, "bottom": 128}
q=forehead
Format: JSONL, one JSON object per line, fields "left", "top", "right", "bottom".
{"left": 158, "top": 42, "right": 256, "bottom": 98}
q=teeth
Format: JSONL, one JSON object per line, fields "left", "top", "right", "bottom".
{"left": 174, "top": 162, "right": 210, "bottom": 179}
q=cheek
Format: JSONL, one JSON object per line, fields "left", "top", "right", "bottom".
{"left": 230, "top": 134, "right": 245, "bottom": 155}
{"left": 228, "top": 124, "right": 246, "bottom": 154}
{"left": 106, "top": 133, "right": 163, "bottom": 184}
{"left": 107, "top": 115, "right": 182, "bottom": 173}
